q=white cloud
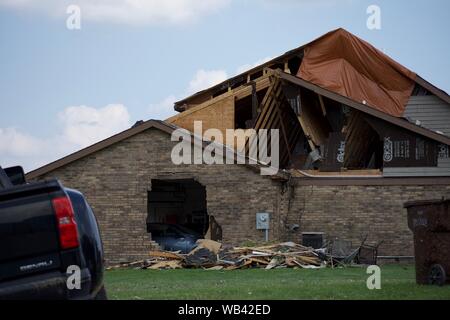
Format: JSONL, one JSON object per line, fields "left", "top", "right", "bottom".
{"left": 148, "top": 57, "right": 276, "bottom": 119}
{"left": 186, "top": 69, "right": 228, "bottom": 95}
{"left": 235, "top": 56, "right": 273, "bottom": 75}
{"left": 0, "top": 104, "right": 132, "bottom": 172}
{"left": 59, "top": 104, "right": 130, "bottom": 147}
{"left": 2, "top": 56, "right": 279, "bottom": 171}
{"left": 1, "top": 68, "right": 232, "bottom": 171}
{"left": 148, "top": 69, "right": 228, "bottom": 119}
{"left": 0, "top": 0, "right": 231, "bottom": 26}
{"left": 0, "top": 127, "right": 43, "bottom": 157}
{"left": 148, "top": 95, "right": 178, "bottom": 120}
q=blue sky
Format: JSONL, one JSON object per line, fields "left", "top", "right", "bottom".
{"left": 1, "top": 0, "right": 449, "bottom": 171}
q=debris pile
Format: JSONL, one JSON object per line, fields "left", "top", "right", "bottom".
{"left": 107, "top": 240, "right": 328, "bottom": 270}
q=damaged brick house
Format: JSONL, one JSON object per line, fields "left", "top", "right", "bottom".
{"left": 27, "top": 29, "right": 450, "bottom": 265}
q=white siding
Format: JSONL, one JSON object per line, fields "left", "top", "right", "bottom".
{"left": 404, "top": 95, "right": 450, "bottom": 136}
{"left": 383, "top": 158, "right": 450, "bottom": 177}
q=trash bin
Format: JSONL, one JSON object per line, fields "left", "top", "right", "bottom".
{"left": 404, "top": 199, "right": 450, "bottom": 286}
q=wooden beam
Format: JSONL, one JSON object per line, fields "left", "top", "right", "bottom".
{"left": 284, "top": 61, "right": 291, "bottom": 74}
{"left": 297, "top": 116, "right": 317, "bottom": 150}
{"left": 276, "top": 100, "right": 292, "bottom": 164}
{"left": 318, "top": 94, "right": 326, "bottom": 116}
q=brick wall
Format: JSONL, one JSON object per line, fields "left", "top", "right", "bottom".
{"left": 38, "top": 128, "right": 281, "bottom": 265}
{"left": 281, "top": 183, "right": 450, "bottom": 257}
{"left": 36, "top": 127, "right": 450, "bottom": 264}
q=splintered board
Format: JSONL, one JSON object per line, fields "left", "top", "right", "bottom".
{"left": 297, "top": 88, "right": 331, "bottom": 149}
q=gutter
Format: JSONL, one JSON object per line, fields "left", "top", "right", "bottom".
{"left": 297, "top": 170, "right": 383, "bottom": 179}
{"left": 377, "top": 256, "right": 414, "bottom": 259}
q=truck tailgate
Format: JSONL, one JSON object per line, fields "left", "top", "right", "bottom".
{"left": 0, "top": 182, "right": 62, "bottom": 281}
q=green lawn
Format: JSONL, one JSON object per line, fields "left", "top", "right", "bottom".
{"left": 104, "top": 265, "right": 450, "bottom": 300}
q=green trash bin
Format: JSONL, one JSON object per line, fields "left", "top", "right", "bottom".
{"left": 404, "top": 199, "right": 450, "bottom": 286}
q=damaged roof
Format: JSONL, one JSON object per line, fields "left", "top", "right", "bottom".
{"left": 174, "top": 28, "right": 450, "bottom": 117}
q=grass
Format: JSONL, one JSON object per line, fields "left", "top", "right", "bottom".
{"left": 104, "top": 265, "right": 450, "bottom": 300}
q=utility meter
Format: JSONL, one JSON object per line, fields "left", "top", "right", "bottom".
{"left": 256, "top": 212, "right": 270, "bottom": 230}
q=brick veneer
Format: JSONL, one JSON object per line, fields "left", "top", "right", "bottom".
{"left": 35, "top": 127, "right": 450, "bottom": 264}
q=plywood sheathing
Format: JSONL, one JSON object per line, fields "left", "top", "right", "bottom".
{"left": 168, "top": 75, "right": 271, "bottom": 119}
{"left": 167, "top": 95, "right": 234, "bottom": 145}
{"left": 166, "top": 75, "right": 271, "bottom": 147}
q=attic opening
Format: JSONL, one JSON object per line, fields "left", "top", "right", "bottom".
{"left": 250, "top": 79, "right": 384, "bottom": 172}
{"left": 235, "top": 87, "right": 268, "bottom": 129}
{"left": 147, "top": 179, "right": 210, "bottom": 252}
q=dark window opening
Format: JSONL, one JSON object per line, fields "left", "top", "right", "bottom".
{"left": 287, "top": 56, "right": 302, "bottom": 75}
{"left": 411, "top": 83, "right": 431, "bottom": 96}
{"left": 212, "top": 83, "right": 229, "bottom": 98}
{"left": 249, "top": 70, "right": 264, "bottom": 81}
{"left": 147, "top": 179, "right": 210, "bottom": 252}
{"left": 234, "top": 88, "right": 268, "bottom": 129}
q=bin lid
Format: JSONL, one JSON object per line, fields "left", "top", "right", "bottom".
{"left": 403, "top": 198, "right": 449, "bottom": 208}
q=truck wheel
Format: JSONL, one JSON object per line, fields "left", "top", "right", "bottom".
{"left": 428, "top": 264, "right": 446, "bottom": 286}
{"left": 93, "top": 285, "right": 108, "bottom": 300}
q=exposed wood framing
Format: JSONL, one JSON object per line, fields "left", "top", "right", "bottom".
{"left": 284, "top": 61, "right": 291, "bottom": 74}
{"left": 170, "top": 75, "right": 271, "bottom": 113}
{"left": 318, "top": 94, "right": 327, "bottom": 116}
{"left": 297, "top": 116, "right": 316, "bottom": 151}
{"left": 297, "top": 89, "right": 330, "bottom": 149}
{"left": 274, "top": 69, "right": 450, "bottom": 146}
{"left": 247, "top": 77, "right": 302, "bottom": 168}
{"left": 166, "top": 75, "right": 271, "bottom": 124}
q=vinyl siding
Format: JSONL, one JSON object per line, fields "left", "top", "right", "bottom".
{"left": 404, "top": 95, "right": 450, "bottom": 136}
{"left": 383, "top": 158, "right": 450, "bottom": 177}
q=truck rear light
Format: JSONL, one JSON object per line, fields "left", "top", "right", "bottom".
{"left": 52, "top": 196, "right": 79, "bottom": 249}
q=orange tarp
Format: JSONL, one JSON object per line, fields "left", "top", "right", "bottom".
{"left": 298, "top": 28, "right": 416, "bottom": 117}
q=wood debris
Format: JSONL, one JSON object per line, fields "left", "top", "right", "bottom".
{"left": 106, "top": 240, "right": 328, "bottom": 270}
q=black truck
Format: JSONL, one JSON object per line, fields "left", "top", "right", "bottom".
{"left": 0, "top": 166, "right": 106, "bottom": 300}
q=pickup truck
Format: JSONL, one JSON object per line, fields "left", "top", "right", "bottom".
{"left": 0, "top": 166, "right": 106, "bottom": 300}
